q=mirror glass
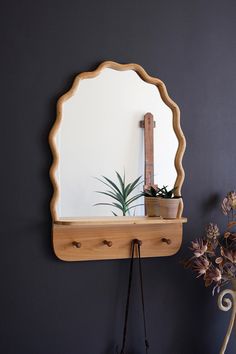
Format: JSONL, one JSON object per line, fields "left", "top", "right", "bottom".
{"left": 55, "top": 68, "right": 178, "bottom": 217}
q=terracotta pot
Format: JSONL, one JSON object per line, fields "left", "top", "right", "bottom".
{"left": 145, "top": 197, "right": 160, "bottom": 217}
{"left": 157, "top": 198, "right": 180, "bottom": 219}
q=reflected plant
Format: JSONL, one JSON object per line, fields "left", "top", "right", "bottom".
{"left": 142, "top": 185, "right": 179, "bottom": 198}
{"left": 94, "top": 171, "right": 143, "bottom": 216}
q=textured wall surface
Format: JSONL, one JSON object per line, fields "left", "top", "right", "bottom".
{"left": 1, "top": 0, "right": 236, "bottom": 353}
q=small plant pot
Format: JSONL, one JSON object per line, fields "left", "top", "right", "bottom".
{"left": 145, "top": 197, "right": 161, "bottom": 217}
{"left": 157, "top": 198, "right": 180, "bottom": 219}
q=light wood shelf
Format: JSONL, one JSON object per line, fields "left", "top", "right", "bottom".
{"left": 52, "top": 217, "right": 187, "bottom": 262}
{"left": 55, "top": 216, "right": 187, "bottom": 226}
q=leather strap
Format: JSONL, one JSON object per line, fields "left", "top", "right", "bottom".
{"left": 120, "top": 240, "right": 149, "bottom": 354}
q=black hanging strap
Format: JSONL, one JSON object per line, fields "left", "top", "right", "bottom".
{"left": 120, "top": 239, "right": 149, "bottom": 354}
{"left": 137, "top": 242, "right": 150, "bottom": 353}
{"left": 120, "top": 240, "right": 135, "bottom": 354}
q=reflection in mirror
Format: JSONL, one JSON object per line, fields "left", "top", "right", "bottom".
{"left": 55, "top": 67, "right": 178, "bottom": 218}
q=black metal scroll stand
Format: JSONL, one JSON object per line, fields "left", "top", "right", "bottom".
{"left": 119, "top": 239, "right": 150, "bottom": 354}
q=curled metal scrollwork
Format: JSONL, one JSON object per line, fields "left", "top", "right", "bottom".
{"left": 218, "top": 288, "right": 236, "bottom": 354}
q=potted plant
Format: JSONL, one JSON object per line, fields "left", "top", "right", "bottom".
{"left": 143, "top": 185, "right": 181, "bottom": 218}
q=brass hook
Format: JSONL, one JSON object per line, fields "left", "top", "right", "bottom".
{"left": 103, "top": 240, "right": 113, "bottom": 247}
{"left": 161, "top": 238, "right": 171, "bottom": 245}
{"left": 72, "top": 241, "right": 82, "bottom": 248}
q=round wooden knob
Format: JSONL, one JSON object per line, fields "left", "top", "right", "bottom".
{"left": 161, "top": 238, "right": 171, "bottom": 245}
{"left": 103, "top": 240, "right": 113, "bottom": 247}
{"left": 72, "top": 241, "right": 81, "bottom": 248}
{"left": 133, "top": 239, "right": 142, "bottom": 246}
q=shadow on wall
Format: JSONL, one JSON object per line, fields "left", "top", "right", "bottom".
{"left": 201, "top": 193, "right": 221, "bottom": 215}
{"left": 103, "top": 347, "right": 143, "bottom": 354}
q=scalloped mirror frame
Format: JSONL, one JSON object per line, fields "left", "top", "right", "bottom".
{"left": 49, "top": 61, "right": 186, "bottom": 262}
{"left": 49, "top": 60, "right": 186, "bottom": 222}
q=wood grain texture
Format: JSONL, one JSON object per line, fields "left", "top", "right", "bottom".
{"left": 53, "top": 221, "right": 185, "bottom": 261}
{"left": 143, "top": 112, "right": 155, "bottom": 187}
{"left": 55, "top": 216, "right": 187, "bottom": 225}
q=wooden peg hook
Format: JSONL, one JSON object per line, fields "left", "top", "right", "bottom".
{"left": 162, "top": 238, "right": 172, "bottom": 245}
{"left": 133, "top": 239, "right": 142, "bottom": 246}
{"left": 103, "top": 240, "right": 113, "bottom": 247}
{"left": 72, "top": 241, "right": 81, "bottom": 248}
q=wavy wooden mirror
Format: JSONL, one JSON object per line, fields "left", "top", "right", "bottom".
{"left": 49, "top": 61, "right": 186, "bottom": 261}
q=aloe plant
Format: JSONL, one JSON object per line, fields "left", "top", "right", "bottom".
{"left": 94, "top": 171, "right": 143, "bottom": 216}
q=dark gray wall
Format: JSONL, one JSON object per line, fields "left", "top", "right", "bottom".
{"left": 1, "top": 0, "right": 236, "bottom": 353}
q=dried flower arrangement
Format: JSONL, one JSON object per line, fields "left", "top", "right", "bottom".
{"left": 186, "top": 191, "right": 236, "bottom": 295}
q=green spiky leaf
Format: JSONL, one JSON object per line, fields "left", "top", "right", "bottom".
{"left": 94, "top": 172, "right": 143, "bottom": 216}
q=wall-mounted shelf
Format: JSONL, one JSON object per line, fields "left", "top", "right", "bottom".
{"left": 53, "top": 217, "right": 187, "bottom": 261}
